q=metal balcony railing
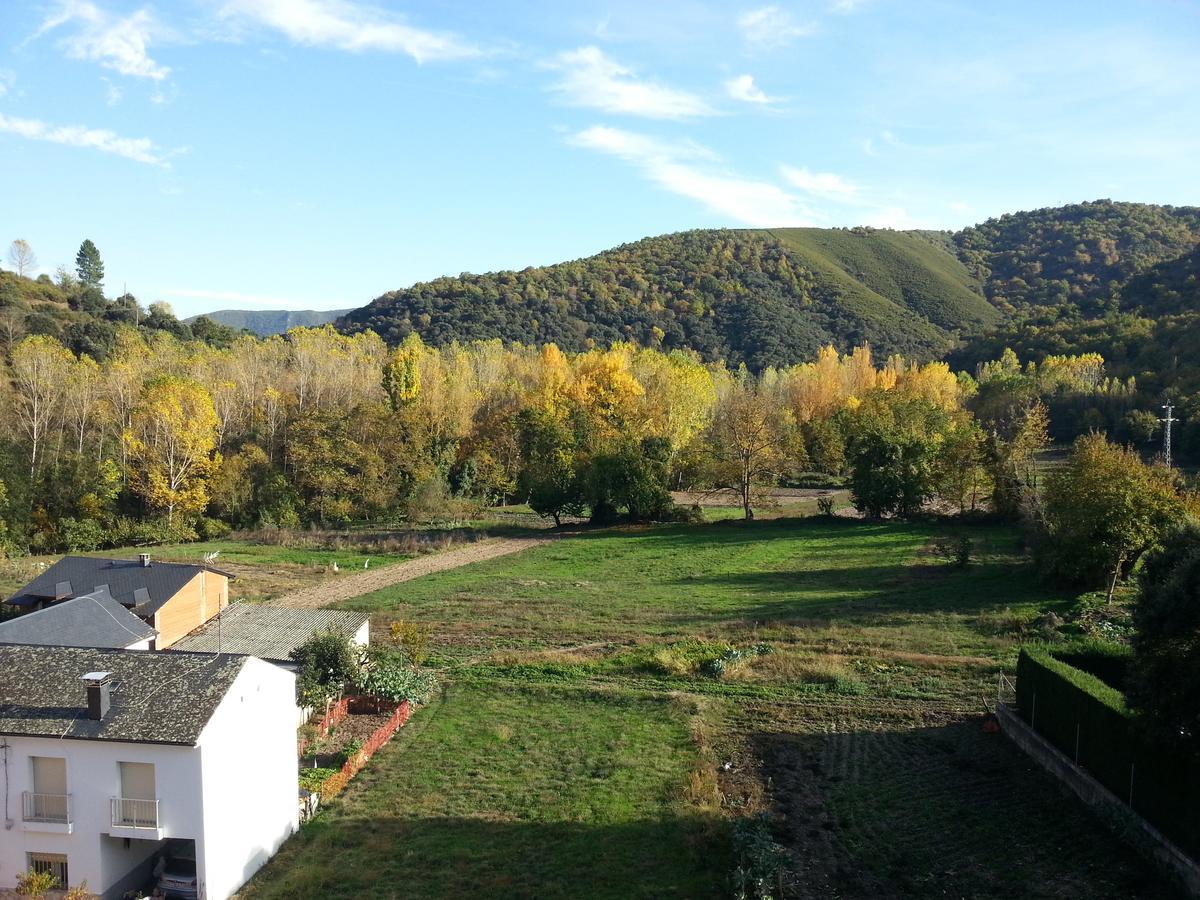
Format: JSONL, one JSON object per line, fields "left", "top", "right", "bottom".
{"left": 22, "top": 791, "right": 72, "bottom": 825}
{"left": 110, "top": 796, "right": 160, "bottom": 829}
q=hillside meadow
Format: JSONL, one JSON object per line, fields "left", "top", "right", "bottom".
{"left": 241, "top": 516, "right": 1177, "bottom": 899}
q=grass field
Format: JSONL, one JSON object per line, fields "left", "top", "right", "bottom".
{"left": 242, "top": 517, "right": 1180, "bottom": 899}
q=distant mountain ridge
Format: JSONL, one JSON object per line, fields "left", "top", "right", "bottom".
{"left": 189, "top": 308, "right": 350, "bottom": 336}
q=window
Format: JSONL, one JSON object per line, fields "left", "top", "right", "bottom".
{"left": 114, "top": 761, "right": 158, "bottom": 828}
{"left": 25, "top": 757, "right": 69, "bottom": 823}
{"left": 27, "top": 853, "right": 68, "bottom": 888}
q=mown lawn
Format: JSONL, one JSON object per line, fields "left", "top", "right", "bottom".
{"left": 243, "top": 682, "right": 724, "bottom": 900}
{"left": 242, "top": 517, "right": 1178, "bottom": 899}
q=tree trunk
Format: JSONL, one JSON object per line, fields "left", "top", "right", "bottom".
{"left": 1105, "top": 555, "right": 1125, "bottom": 605}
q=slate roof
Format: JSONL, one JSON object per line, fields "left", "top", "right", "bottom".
{"left": 0, "top": 589, "right": 157, "bottom": 649}
{"left": 0, "top": 645, "right": 249, "bottom": 745}
{"left": 169, "top": 604, "right": 369, "bottom": 663}
{"left": 6, "top": 556, "right": 235, "bottom": 616}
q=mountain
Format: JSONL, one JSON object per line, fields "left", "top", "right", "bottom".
{"left": 188, "top": 308, "right": 351, "bottom": 336}
{"left": 338, "top": 227, "right": 998, "bottom": 370}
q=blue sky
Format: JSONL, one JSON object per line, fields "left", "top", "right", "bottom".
{"left": 1, "top": 0, "right": 1198, "bottom": 317}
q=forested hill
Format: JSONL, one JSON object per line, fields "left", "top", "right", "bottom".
{"left": 338, "top": 228, "right": 998, "bottom": 370}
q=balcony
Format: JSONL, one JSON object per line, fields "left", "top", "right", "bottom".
{"left": 110, "top": 797, "right": 162, "bottom": 838}
{"left": 21, "top": 792, "right": 73, "bottom": 833}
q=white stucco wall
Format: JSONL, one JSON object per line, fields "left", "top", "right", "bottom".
{"left": 195, "top": 657, "right": 299, "bottom": 900}
{"left": 352, "top": 619, "right": 370, "bottom": 648}
{"left": 0, "top": 734, "right": 201, "bottom": 898}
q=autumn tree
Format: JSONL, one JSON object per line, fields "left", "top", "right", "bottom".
{"left": 11, "top": 335, "right": 73, "bottom": 475}
{"left": 7, "top": 239, "right": 37, "bottom": 277}
{"left": 843, "top": 394, "right": 947, "bottom": 518}
{"left": 125, "top": 376, "right": 220, "bottom": 523}
{"left": 1041, "top": 433, "right": 1184, "bottom": 602}
{"left": 705, "top": 373, "right": 790, "bottom": 520}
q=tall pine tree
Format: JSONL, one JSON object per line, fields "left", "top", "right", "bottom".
{"left": 75, "top": 239, "right": 105, "bottom": 290}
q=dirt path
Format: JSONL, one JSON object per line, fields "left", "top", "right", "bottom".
{"left": 266, "top": 534, "right": 562, "bottom": 609}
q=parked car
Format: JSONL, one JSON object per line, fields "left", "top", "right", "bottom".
{"left": 156, "top": 842, "right": 199, "bottom": 900}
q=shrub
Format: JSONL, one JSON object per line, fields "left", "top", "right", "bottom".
{"left": 299, "top": 767, "right": 339, "bottom": 792}
{"left": 291, "top": 631, "right": 361, "bottom": 708}
{"left": 353, "top": 647, "right": 439, "bottom": 704}
{"left": 195, "top": 516, "right": 232, "bottom": 540}
{"left": 816, "top": 496, "right": 835, "bottom": 517}
{"left": 731, "top": 814, "right": 787, "bottom": 900}
{"left": 15, "top": 867, "right": 60, "bottom": 896}
{"left": 389, "top": 619, "right": 431, "bottom": 668}
{"left": 931, "top": 534, "right": 972, "bottom": 568}
{"left": 59, "top": 516, "right": 105, "bottom": 551}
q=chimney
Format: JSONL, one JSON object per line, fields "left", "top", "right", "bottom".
{"left": 138, "top": 553, "right": 151, "bottom": 568}
{"left": 82, "top": 672, "right": 113, "bottom": 721}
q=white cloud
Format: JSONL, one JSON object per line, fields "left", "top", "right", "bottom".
{"left": 725, "top": 74, "right": 773, "bottom": 104}
{"left": 830, "top": 0, "right": 868, "bottom": 13}
{"left": 36, "top": 1, "right": 170, "bottom": 80}
{"left": 780, "top": 165, "right": 860, "bottom": 200}
{"left": 948, "top": 200, "right": 971, "bottom": 213}
{"left": 570, "top": 125, "right": 813, "bottom": 226}
{"left": 548, "top": 47, "right": 714, "bottom": 119}
{"left": 102, "top": 77, "right": 123, "bottom": 105}
{"left": 219, "top": 0, "right": 479, "bottom": 63}
{"left": 737, "top": 6, "right": 815, "bottom": 48}
{"left": 0, "top": 112, "right": 173, "bottom": 166}
{"left": 865, "top": 206, "right": 922, "bottom": 229}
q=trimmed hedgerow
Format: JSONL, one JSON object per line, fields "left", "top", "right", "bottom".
{"left": 1050, "top": 640, "right": 1132, "bottom": 691}
{"left": 1016, "top": 648, "right": 1199, "bottom": 857}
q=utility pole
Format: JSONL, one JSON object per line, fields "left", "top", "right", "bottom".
{"left": 1160, "top": 400, "right": 1178, "bottom": 468}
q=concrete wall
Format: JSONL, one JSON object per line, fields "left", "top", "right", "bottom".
{"left": 0, "top": 735, "right": 201, "bottom": 897}
{"left": 998, "top": 703, "right": 1200, "bottom": 896}
{"left": 196, "top": 658, "right": 299, "bottom": 900}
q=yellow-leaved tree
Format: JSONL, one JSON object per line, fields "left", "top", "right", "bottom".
{"left": 125, "top": 376, "right": 220, "bottom": 524}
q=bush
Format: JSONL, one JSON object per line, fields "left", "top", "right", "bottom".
{"left": 1016, "top": 649, "right": 1200, "bottom": 856}
{"left": 1050, "top": 640, "right": 1131, "bottom": 691}
{"left": 299, "top": 767, "right": 339, "bottom": 792}
{"left": 931, "top": 534, "right": 972, "bottom": 568}
{"left": 731, "top": 814, "right": 787, "bottom": 900}
{"left": 59, "top": 517, "right": 105, "bottom": 552}
{"left": 290, "top": 631, "right": 361, "bottom": 708}
{"left": 816, "top": 496, "right": 835, "bottom": 517}
{"left": 15, "top": 867, "right": 60, "bottom": 896}
{"left": 195, "top": 516, "right": 232, "bottom": 540}
{"left": 353, "top": 647, "right": 439, "bottom": 704}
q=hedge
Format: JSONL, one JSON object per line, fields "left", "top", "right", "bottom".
{"left": 1049, "top": 640, "right": 1132, "bottom": 691}
{"left": 1016, "top": 648, "right": 1199, "bottom": 857}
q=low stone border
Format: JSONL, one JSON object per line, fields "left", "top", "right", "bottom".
{"left": 997, "top": 703, "right": 1200, "bottom": 896}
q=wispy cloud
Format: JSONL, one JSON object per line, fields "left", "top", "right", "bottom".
{"left": 737, "top": 6, "right": 816, "bottom": 48}
{"left": 725, "top": 74, "right": 774, "bottom": 105}
{"left": 219, "top": 0, "right": 479, "bottom": 63}
{"left": 830, "top": 0, "right": 869, "bottom": 13}
{"left": 0, "top": 112, "right": 174, "bottom": 166}
{"left": 164, "top": 288, "right": 347, "bottom": 310}
{"left": 548, "top": 47, "right": 714, "bottom": 119}
{"left": 569, "top": 125, "right": 812, "bottom": 226}
{"left": 780, "top": 165, "right": 860, "bottom": 201}
{"left": 35, "top": 0, "right": 170, "bottom": 80}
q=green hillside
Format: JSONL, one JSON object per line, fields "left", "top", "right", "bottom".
{"left": 338, "top": 227, "right": 993, "bottom": 369}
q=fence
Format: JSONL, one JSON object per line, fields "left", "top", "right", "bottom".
{"left": 1014, "top": 648, "right": 1200, "bottom": 859}
{"left": 317, "top": 699, "right": 412, "bottom": 802}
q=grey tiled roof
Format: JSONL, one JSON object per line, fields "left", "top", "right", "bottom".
{"left": 0, "top": 645, "right": 249, "bottom": 745}
{"left": 169, "top": 604, "right": 369, "bottom": 662}
{"left": 6, "top": 555, "right": 234, "bottom": 615}
{"left": 0, "top": 590, "right": 157, "bottom": 648}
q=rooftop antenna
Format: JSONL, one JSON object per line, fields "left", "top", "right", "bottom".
{"left": 1160, "top": 400, "right": 1179, "bottom": 468}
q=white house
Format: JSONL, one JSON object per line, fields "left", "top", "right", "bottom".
{"left": 0, "top": 645, "right": 299, "bottom": 900}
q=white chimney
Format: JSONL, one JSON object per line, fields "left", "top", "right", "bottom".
{"left": 138, "top": 553, "right": 151, "bottom": 568}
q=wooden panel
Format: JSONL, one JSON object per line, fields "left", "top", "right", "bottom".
{"left": 152, "top": 571, "right": 230, "bottom": 649}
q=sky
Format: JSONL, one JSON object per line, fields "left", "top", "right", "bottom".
{"left": 1, "top": 1, "right": 1198, "bottom": 318}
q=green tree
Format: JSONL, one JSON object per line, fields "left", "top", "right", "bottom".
{"left": 1128, "top": 521, "right": 1200, "bottom": 750}
{"left": 585, "top": 436, "right": 673, "bottom": 523}
{"left": 75, "top": 239, "right": 104, "bottom": 290}
{"left": 1041, "top": 433, "right": 1184, "bottom": 602}
{"left": 516, "top": 407, "right": 585, "bottom": 526}
{"left": 844, "top": 395, "right": 946, "bottom": 518}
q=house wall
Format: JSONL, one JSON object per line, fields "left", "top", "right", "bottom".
{"left": 196, "top": 658, "right": 298, "bottom": 900}
{"left": 152, "top": 571, "right": 229, "bottom": 649}
{"left": 0, "top": 734, "right": 202, "bottom": 898}
{"left": 352, "top": 619, "right": 370, "bottom": 647}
